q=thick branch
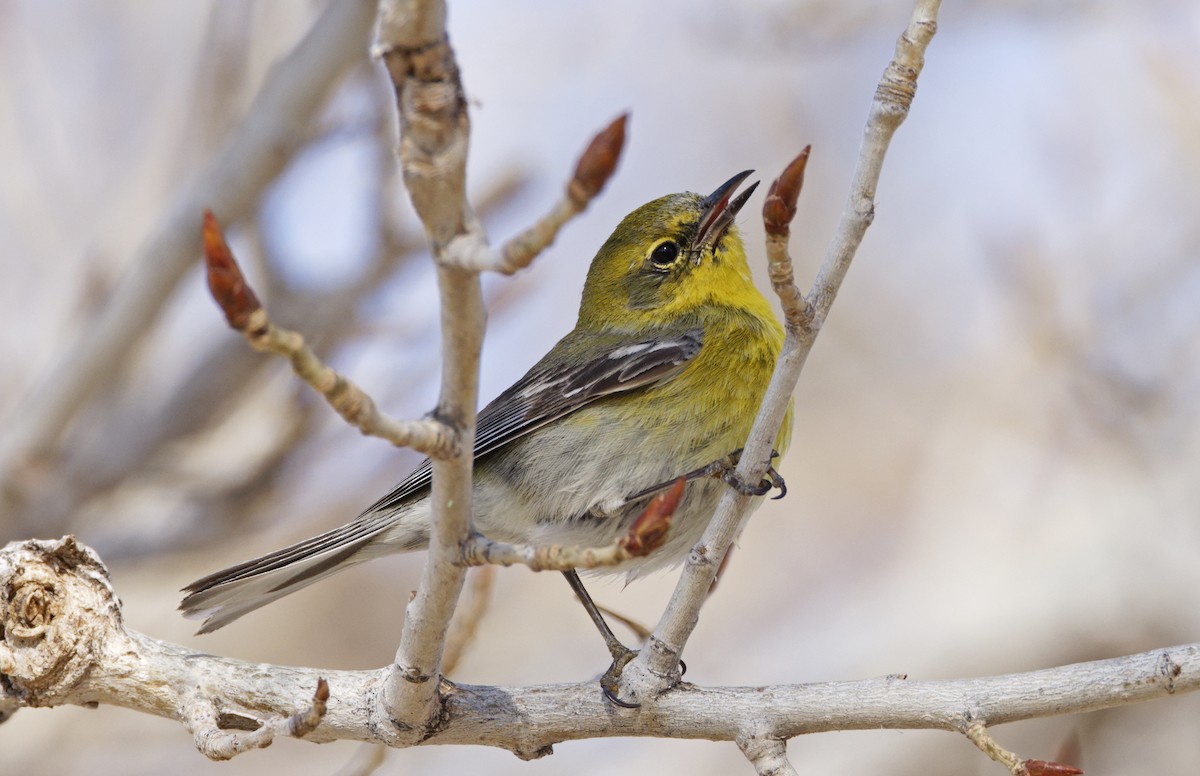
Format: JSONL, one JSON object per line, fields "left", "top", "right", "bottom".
{"left": 375, "top": 0, "right": 482, "bottom": 732}
{"left": 371, "top": 0, "right": 628, "bottom": 731}
{"left": 2, "top": 537, "right": 1197, "bottom": 761}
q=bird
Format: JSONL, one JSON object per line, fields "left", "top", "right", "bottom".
{"left": 181, "top": 170, "right": 791, "bottom": 643}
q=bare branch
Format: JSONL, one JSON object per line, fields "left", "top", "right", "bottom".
{"left": 458, "top": 479, "right": 682, "bottom": 571}
{"left": 449, "top": 113, "right": 629, "bottom": 274}
{"left": 0, "top": 0, "right": 377, "bottom": 497}
{"left": 3, "top": 536, "right": 1198, "bottom": 762}
{"left": 185, "top": 678, "right": 329, "bottom": 760}
{"left": 334, "top": 744, "right": 390, "bottom": 776}
{"left": 375, "top": 0, "right": 484, "bottom": 731}
{"left": 624, "top": 0, "right": 942, "bottom": 702}
{"left": 808, "top": 0, "right": 940, "bottom": 327}
{"left": 492, "top": 113, "right": 628, "bottom": 274}
{"left": 201, "top": 211, "right": 458, "bottom": 459}
{"left": 966, "top": 723, "right": 1084, "bottom": 776}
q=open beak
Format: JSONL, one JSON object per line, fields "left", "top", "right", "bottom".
{"left": 693, "top": 170, "right": 759, "bottom": 253}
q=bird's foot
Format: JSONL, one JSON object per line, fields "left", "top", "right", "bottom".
{"left": 714, "top": 448, "right": 787, "bottom": 500}
{"left": 599, "top": 646, "right": 641, "bottom": 708}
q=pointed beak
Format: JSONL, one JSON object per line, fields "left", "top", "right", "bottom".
{"left": 693, "top": 170, "right": 759, "bottom": 253}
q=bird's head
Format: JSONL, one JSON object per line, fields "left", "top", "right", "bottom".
{"left": 577, "top": 171, "right": 767, "bottom": 329}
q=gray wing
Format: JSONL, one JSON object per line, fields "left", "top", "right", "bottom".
{"left": 359, "top": 328, "right": 704, "bottom": 516}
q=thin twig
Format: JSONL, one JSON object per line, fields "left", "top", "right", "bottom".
{"left": 966, "top": 723, "right": 1084, "bottom": 776}
{"left": 458, "top": 479, "right": 682, "bottom": 571}
{"left": 185, "top": 678, "right": 329, "bottom": 761}
{"left": 479, "top": 114, "right": 627, "bottom": 274}
{"left": 201, "top": 211, "right": 458, "bottom": 459}
{"left": 333, "top": 744, "right": 390, "bottom": 776}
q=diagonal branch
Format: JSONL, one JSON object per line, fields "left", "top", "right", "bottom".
{"left": 966, "top": 724, "right": 1084, "bottom": 776}
{"left": 200, "top": 211, "right": 458, "bottom": 458}
{"left": 623, "top": 0, "right": 942, "bottom": 702}
{"left": 449, "top": 114, "right": 628, "bottom": 274}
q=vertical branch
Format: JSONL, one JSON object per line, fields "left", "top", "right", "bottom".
{"left": 623, "top": 0, "right": 942, "bottom": 700}
{"left": 370, "top": 1, "right": 625, "bottom": 730}
{"left": 375, "top": 0, "right": 483, "bottom": 728}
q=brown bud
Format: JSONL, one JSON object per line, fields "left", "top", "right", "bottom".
{"left": 762, "top": 145, "right": 811, "bottom": 237}
{"left": 620, "top": 477, "right": 683, "bottom": 557}
{"left": 570, "top": 113, "right": 628, "bottom": 203}
{"left": 1021, "top": 760, "right": 1083, "bottom": 776}
{"left": 202, "top": 210, "right": 262, "bottom": 331}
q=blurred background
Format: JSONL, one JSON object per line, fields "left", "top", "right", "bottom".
{"left": 3, "top": 0, "right": 1200, "bottom": 773}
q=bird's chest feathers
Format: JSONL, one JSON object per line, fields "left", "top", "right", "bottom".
{"left": 489, "top": 315, "right": 778, "bottom": 523}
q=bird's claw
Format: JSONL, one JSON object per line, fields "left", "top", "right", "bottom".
{"left": 716, "top": 449, "right": 787, "bottom": 499}
{"left": 600, "top": 647, "right": 641, "bottom": 708}
{"left": 598, "top": 649, "right": 688, "bottom": 708}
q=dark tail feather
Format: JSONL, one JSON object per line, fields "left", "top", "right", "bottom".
{"left": 180, "top": 516, "right": 415, "bottom": 633}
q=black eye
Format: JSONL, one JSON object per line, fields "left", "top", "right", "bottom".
{"left": 650, "top": 241, "right": 679, "bottom": 267}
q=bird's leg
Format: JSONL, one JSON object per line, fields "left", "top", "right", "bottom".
{"left": 626, "top": 449, "right": 787, "bottom": 503}
{"left": 562, "top": 569, "right": 640, "bottom": 708}
{"left": 712, "top": 448, "right": 787, "bottom": 499}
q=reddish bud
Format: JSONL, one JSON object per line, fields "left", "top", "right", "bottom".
{"left": 570, "top": 113, "right": 628, "bottom": 202}
{"left": 202, "top": 210, "right": 262, "bottom": 331}
{"left": 1021, "top": 760, "right": 1083, "bottom": 776}
{"left": 762, "top": 145, "right": 811, "bottom": 237}
{"left": 620, "top": 477, "right": 683, "bottom": 557}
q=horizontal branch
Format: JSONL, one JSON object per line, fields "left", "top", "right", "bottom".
{"left": 201, "top": 211, "right": 459, "bottom": 459}
{"left": 2, "top": 537, "right": 1197, "bottom": 762}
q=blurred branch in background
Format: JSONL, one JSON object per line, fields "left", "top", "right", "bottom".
{"left": 0, "top": 0, "right": 378, "bottom": 537}
{"left": 0, "top": 12, "right": 532, "bottom": 561}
